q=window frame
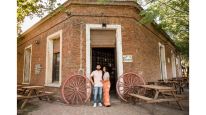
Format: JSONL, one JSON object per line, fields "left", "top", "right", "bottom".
{"left": 158, "top": 43, "right": 168, "bottom": 80}
{"left": 45, "top": 30, "right": 62, "bottom": 87}
{"left": 22, "top": 44, "right": 32, "bottom": 84}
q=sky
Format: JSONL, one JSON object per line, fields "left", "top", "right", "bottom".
{"left": 21, "top": 0, "right": 67, "bottom": 32}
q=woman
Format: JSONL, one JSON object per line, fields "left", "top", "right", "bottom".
{"left": 102, "top": 66, "right": 111, "bottom": 107}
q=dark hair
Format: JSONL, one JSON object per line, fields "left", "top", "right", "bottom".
{"left": 96, "top": 64, "right": 101, "bottom": 67}
{"left": 103, "top": 66, "right": 108, "bottom": 72}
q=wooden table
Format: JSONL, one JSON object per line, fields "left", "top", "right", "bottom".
{"left": 149, "top": 80, "right": 184, "bottom": 94}
{"left": 129, "top": 85, "right": 184, "bottom": 110}
{"left": 169, "top": 78, "right": 188, "bottom": 94}
{"left": 157, "top": 81, "right": 178, "bottom": 88}
{"left": 17, "top": 84, "right": 28, "bottom": 94}
{"left": 19, "top": 86, "right": 44, "bottom": 109}
{"left": 17, "top": 85, "right": 23, "bottom": 88}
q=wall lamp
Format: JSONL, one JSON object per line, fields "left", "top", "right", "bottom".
{"left": 35, "top": 40, "right": 40, "bottom": 45}
{"left": 102, "top": 23, "right": 107, "bottom": 28}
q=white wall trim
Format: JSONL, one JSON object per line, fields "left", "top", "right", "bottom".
{"left": 86, "top": 24, "right": 123, "bottom": 78}
{"left": 176, "top": 55, "right": 182, "bottom": 77}
{"left": 171, "top": 50, "right": 177, "bottom": 78}
{"left": 158, "top": 42, "right": 167, "bottom": 80}
{"left": 22, "top": 44, "right": 32, "bottom": 84}
{"left": 45, "top": 30, "right": 62, "bottom": 87}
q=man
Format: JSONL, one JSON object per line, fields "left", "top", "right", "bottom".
{"left": 90, "top": 64, "right": 103, "bottom": 107}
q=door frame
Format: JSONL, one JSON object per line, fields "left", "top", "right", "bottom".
{"left": 86, "top": 24, "right": 123, "bottom": 78}
{"left": 22, "top": 44, "right": 32, "bottom": 84}
{"left": 171, "top": 50, "right": 177, "bottom": 78}
{"left": 158, "top": 43, "right": 167, "bottom": 80}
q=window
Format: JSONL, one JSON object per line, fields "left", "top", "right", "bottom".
{"left": 45, "top": 30, "right": 62, "bottom": 87}
{"left": 171, "top": 51, "right": 177, "bottom": 78}
{"left": 23, "top": 45, "right": 32, "bottom": 84}
{"left": 159, "top": 43, "right": 167, "bottom": 80}
{"left": 52, "top": 52, "right": 60, "bottom": 82}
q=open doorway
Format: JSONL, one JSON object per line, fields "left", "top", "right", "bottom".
{"left": 91, "top": 48, "right": 117, "bottom": 96}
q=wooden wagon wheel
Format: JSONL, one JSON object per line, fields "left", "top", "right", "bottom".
{"left": 116, "top": 72, "right": 146, "bottom": 102}
{"left": 61, "top": 75, "right": 92, "bottom": 104}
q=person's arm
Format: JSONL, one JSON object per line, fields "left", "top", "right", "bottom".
{"left": 90, "top": 76, "right": 94, "bottom": 85}
{"left": 90, "top": 72, "right": 94, "bottom": 85}
{"left": 106, "top": 72, "right": 110, "bottom": 80}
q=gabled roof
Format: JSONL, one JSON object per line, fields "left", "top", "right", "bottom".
{"left": 20, "top": 0, "right": 177, "bottom": 50}
{"left": 20, "top": 0, "right": 142, "bottom": 36}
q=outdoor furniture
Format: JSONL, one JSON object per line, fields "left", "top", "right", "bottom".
{"left": 147, "top": 80, "right": 184, "bottom": 95}
{"left": 157, "top": 80, "right": 178, "bottom": 89}
{"left": 128, "top": 85, "right": 184, "bottom": 110}
{"left": 17, "top": 84, "right": 23, "bottom": 88}
{"left": 17, "top": 84, "right": 29, "bottom": 94}
{"left": 170, "top": 77, "right": 189, "bottom": 94}
{"left": 151, "top": 79, "right": 186, "bottom": 94}
{"left": 17, "top": 86, "right": 54, "bottom": 109}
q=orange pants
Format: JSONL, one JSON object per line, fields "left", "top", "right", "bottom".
{"left": 103, "top": 80, "right": 111, "bottom": 106}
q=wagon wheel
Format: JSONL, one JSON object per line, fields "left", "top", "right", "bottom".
{"left": 61, "top": 75, "right": 92, "bottom": 104}
{"left": 116, "top": 72, "right": 146, "bottom": 102}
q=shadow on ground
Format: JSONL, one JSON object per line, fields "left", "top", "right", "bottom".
{"left": 17, "top": 88, "right": 189, "bottom": 115}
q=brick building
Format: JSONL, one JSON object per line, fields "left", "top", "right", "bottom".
{"left": 17, "top": 0, "right": 182, "bottom": 96}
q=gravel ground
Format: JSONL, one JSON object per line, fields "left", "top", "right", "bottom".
{"left": 17, "top": 89, "right": 189, "bottom": 115}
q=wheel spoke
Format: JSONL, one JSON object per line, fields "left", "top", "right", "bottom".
{"left": 77, "top": 78, "right": 85, "bottom": 86}
{"left": 116, "top": 73, "right": 145, "bottom": 102}
{"left": 66, "top": 92, "right": 75, "bottom": 103}
{"left": 69, "top": 80, "right": 76, "bottom": 87}
{"left": 123, "top": 88, "right": 130, "bottom": 95}
{"left": 71, "top": 92, "right": 77, "bottom": 104}
{"left": 78, "top": 83, "right": 86, "bottom": 89}
{"left": 76, "top": 91, "right": 85, "bottom": 103}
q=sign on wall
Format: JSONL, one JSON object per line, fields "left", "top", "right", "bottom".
{"left": 123, "top": 55, "right": 133, "bottom": 62}
{"left": 35, "top": 64, "right": 42, "bottom": 75}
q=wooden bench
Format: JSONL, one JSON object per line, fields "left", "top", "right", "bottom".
{"left": 39, "top": 91, "right": 55, "bottom": 95}
{"left": 129, "top": 93, "right": 183, "bottom": 103}
{"left": 38, "top": 91, "right": 55, "bottom": 101}
{"left": 134, "top": 85, "right": 184, "bottom": 110}
{"left": 17, "top": 92, "right": 54, "bottom": 100}
{"left": 17, "top": 95, "right": 33, "bottom": 100}
{"left": 17, "top": 88, "right": 28, "bottom": 95}
{"left": 161, "top": 92, "right": 187, "bottom": 99}
{"left": 17, "top": 90, "right": 55, "bottom": 109}
{"left": 17, "top": 89, "right": 24, "bottom": 92}
{"left": 129, "top": 93, "right": 153, "bottom": 102}
{"left": 147, "top": 98, "right": 182, "bottom": 103}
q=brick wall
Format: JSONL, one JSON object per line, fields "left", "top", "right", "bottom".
{"left": 17, "top": 1, "right": 178, "bottom": 96}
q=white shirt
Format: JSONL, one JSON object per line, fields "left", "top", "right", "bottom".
{"left": 103, "top": 72, "right": 110, "bottom": 80}
{"left": 90, "top": 70, "right": 103, "bottom": 87}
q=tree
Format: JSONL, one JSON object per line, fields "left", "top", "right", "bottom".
{"left": 138, "top": 0, "right": 189, "bottom": 63}
{"left": 17, "top": 0, "right": 61, "bottom": 35}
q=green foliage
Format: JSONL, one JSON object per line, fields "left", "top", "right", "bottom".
{"left": 17, "top": 0, "right": 61, "bottom": 35}
{"left": 139, "top": 0, "right": 189, "bottom": 62}
{"left": 95, "top": 0, "right": 189, "bottom": 62}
